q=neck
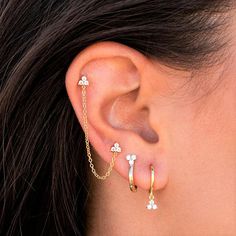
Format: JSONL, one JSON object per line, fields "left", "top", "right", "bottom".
{"left": 86, "top": 170, "right": 167, "bottom": 236}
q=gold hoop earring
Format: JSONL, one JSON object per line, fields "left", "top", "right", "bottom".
{"left": 78, "top": 75, "right": 121, "bottom": 180}
{"left": 146, "top": 165, "right": 158, "bottom": 210}
{"left": 126, "top": 154, "right": 137, "bottom": 192}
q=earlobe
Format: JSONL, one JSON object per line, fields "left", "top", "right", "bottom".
{"left": 65, "top": 41, "right": 169, "bottom": 195}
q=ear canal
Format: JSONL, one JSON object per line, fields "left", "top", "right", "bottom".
{"left": 108, "top": 93, "right": 159, "bottom": 143}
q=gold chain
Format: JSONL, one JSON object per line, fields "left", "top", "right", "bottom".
{"left": 81, "top": 85, "right": 118, "bottom": 180}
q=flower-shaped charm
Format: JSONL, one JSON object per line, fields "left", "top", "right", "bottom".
{"left": 111, "top": 143, "right": 121, "bottom": 153}
{"left": 146, "top": 199, "right": 158, "bottom": 210}
{"left": 78, "top": 75, "right": 89, "bottom": 86}
{"left": 126, "top": 154, "right": 136, "bottom": 166}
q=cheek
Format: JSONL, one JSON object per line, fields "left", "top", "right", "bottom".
{"left": 164, "top": 87, "right": 236, "bottom": 233}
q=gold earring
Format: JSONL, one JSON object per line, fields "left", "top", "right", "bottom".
{"left": 126, "top": 154, "right": 137, "bottom": 192}
{"left": 78, "top": 75, "right": 121, "bottom": 180}
{"left": 146, "top": 165, "right": 158, "bottom": 210}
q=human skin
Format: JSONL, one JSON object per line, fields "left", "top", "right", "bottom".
{"left": 65, "top": 14, "right": 236, "bottom": 236}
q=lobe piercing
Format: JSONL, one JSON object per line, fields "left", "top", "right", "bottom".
{"left": 111, "top": 143, "right": 122, "bottom": 153}
{"left": 146, "top": 165, "right": 158, "bottom": 210}
{"left": 126, "top": 154, "right": 137, "bottom": 192}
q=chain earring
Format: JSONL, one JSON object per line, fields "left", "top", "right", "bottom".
{"left": 78, "top": 75, "right": 121, "bottom": 180}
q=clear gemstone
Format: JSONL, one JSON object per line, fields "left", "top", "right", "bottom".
{"left": 147, "top": 199, "right": 158, "bottom": 210}
{"left": 111, "top": 142, "right": 121, "bottom": 153}
{"left": 78, "top": 75, "right": 89, "bottom": 86}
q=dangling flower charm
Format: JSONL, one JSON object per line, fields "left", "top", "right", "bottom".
{"left": 146, "top": 199, "right": 158, "bottom": 210}
{"left": 78, "top": 75, "right": 89, "bottom": 86}
{"left": 126, "top": 154, "right": 136, "bottom": 166}
{"left": 111, "top": 142, "right": 122, "bottom": 153}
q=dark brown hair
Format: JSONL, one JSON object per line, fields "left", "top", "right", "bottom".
{"left": 0, "top": 0, "right": 232, "bottom": 235}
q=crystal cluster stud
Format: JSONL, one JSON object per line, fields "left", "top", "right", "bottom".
{"left": 147, "top": 199, "right": 158, "bottom": 210}
{"left": 78, "top": 75, "right": 89, "bottom": 86}
{"left": 126, "top": 154, "right": 136, "bottom": 166}
{"left": 111, "top": 143, "right": 121, "bottom": 153}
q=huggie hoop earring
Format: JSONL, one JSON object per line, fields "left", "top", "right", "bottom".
{"left": 146, "top": 165, "right": 158, "bottom": 210}
{"left": 78, "top": 75, "right": 121, "bottom": 180}
{"left": 126, "top": 154, "right": 137, "bottom": 192}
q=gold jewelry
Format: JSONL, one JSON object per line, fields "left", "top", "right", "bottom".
{"left": 126, "top": 154, "right": 137, "bottom": 192}
{"left": 78, "top": 75, "right": 121, "bottom": 180}
{"left": 146, "top": 165, "right": 158, "bottom": 210}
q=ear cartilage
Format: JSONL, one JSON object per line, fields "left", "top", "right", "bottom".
{"left": 146, "top": 165, "right": 158, "bottom": 210}
{"left": 126, "top": 154, "right": 137, "bottom": 192}
{"left": 78, "top": 75, "right": 121, "bottom": 180}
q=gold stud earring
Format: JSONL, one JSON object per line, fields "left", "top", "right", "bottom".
{"left": 78, "top": 75, "right": 121, "bottom": 180}
{"left": 126, "top": 154, "right": 137, "bottom": 192}
{"left": 146, "top": 165, "right": 158, "bottom": 210}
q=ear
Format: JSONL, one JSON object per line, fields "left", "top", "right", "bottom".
{"left": 65, "top": 41, "right": 169, "bottom": 190}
